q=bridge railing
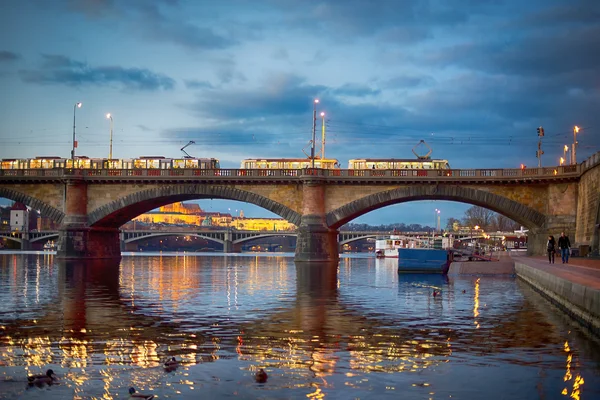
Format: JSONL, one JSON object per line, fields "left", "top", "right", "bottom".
{"left": 0, "top": 165, "right": 582, "bottom": 179}
{"left": 302, "top": 165, "right": 581, "bottom": 179}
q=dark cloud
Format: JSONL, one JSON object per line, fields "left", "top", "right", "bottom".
{"left": 66, "top": 0, "right": 238, "bottom": 50}
{"left": 20, "top": 55, "right": 175, "bottom": 90}
{"left": 330, "top": 83, "right": 380, "bottom": 97}
{"left": 185, "top": 73, "right": 326, "bottom": 120}
{"left": 271, "top": 0, "right": 495, "bottom": 44}
{"left": 384, "top": 76, "right": 435, "bottom": 89}
{"left": 184, "top": 79, "right": 214, "bottom": 90}
{"left": 0, "top": 50, "right": 20, "bottom": 62}
{"left": 429, "top": 25, "right": 600, "bottom": 77}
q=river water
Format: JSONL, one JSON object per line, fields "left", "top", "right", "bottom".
{"left": 0, "top": 252, "right": 599, "bottom": 399}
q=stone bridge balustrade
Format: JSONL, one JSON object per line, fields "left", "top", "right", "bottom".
{"left": 0, "top": 151, "right": 598, "bottom": 261}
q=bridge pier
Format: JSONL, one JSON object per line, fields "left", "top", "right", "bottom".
{"left": 295, "top": 180, "right": 339, "bottom": 263}
{"left": 57, "top": 179, "right": 121, "bottom": 259}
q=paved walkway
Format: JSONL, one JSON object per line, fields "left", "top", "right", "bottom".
{"left": 512, "top": 254, "right": 600, "bottom": 290}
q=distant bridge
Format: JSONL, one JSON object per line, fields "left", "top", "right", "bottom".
{"left": 0, "top": 229, "right": 514, "bottom": 251}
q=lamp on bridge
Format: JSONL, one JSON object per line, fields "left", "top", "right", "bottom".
{"left": 320, "top": 111, "right": 326, "bottom": 160}
{"left": 560, "top": 157, "right": 565, "bottom": 166}
{"left": 71, "top": 102, "right": 82, "bottom": 164}
{"left": 311, "top": 98, "right": 319, "bottom": 169}
{"left": 563, "top": 145, "right": 569, "bottom": 165}
{"left": 572, "top": 126, "right": 580, "bottom": 165}
{"left": 106, "top": 113, "right": 114, "bottom": 160}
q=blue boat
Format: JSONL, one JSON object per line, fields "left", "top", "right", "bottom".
{"left": 397, "top": 248, "right": 453, "bottom": 274}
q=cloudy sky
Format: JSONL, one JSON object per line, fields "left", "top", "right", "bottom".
{"left": 1, "top": 0, "right": 599, "bottom": 226}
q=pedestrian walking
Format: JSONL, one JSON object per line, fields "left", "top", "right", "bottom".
{"left": 557, "top": 232, "right": 571, "bottom": 264}
{"left": 547, "top": 235, "right": 556, "bottom": 264}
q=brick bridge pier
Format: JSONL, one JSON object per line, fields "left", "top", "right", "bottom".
{"left": 0, "top": 151, "right": 599, "bottom": 263}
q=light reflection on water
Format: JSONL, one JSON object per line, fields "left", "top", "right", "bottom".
{"left": 0, "top": 253, "right": 599, "bottom": 399}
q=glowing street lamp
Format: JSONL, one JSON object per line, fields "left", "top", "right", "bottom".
{"left": 560, "top": 157, "right": 565, "bottom": 166}
{"left": 106, "top": 113, "right": 114, "bottom": 160}
{"left": 572, "top": 126, "right": 580, "bottom": 165}
{"left": 563, "top": 145, "right": 569, "bottom": 165}
{"left": 311, "top": 98, "right": 319, "bottom": 169}
{"left": 320, "top": 111, "right": 326, "bottom": 160}
{"left": 71, "top": 102, "right": 82, "bottom": 164}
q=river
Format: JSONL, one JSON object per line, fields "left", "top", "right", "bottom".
{"left": 0, "top": 252, "right": 599, "bottom": 399}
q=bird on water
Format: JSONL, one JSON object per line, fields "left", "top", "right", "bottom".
{"left": 255, "top": 368, "right": 268, "bottom": 383}
{"left": 28, "top": 369, "right": 58, "bottom": 385}
{"left": 129, "top": 387, "right": 155, "bottom": 399}
{"left": 164, "top": 356, "right": 179, "bottom": 371}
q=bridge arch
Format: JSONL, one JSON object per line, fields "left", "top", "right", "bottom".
{"left": 0, "top": 234, "right": 22, "bottom": 244}
{"left": 233, "top": 232, "right": 297, "bottom": 245}
{"left": 88, "top": 184, "right": 301, "bottom": 228}
{"left": 327, "top": 185, "right": 546, "bottom": 229}
{"left": 339, "top": 234, "right": 377, "bottom": 246}
{"left": 124, "top": 233, "right": 225, "bottom": 245}
{"left": 0, "top": 187, "right": 65, "bottom": 224}
{"left": 30, "top": 233, "right": 59, "bottom": 243}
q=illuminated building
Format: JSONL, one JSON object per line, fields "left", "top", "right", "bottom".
{"left": 132, "top": 202, "right": 295, "bottom": 230}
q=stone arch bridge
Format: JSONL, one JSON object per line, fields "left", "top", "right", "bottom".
{"left": 0, "top": 151, "right": 598, "bottom": 262}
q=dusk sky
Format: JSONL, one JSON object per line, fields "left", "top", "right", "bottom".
{"left": 1, "top": 0, "right": 599, "bottom": 226}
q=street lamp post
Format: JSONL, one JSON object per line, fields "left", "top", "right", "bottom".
{"left": 311, "top": 99, "right": 319, "bottom": 169}
{"left": 71, "top": 102, "right": 82, "bottom": 164}
{"left": 320, "top": 111, "right": 326, "bottom": 160}
{"left": 106, "top": 113, "right": 114, "bottom": 160}
{"left": 572, "top": 126, "right": 579, "bottom": 165}
{"left": 563, "top": 145, "right": 569, "bottom": 166}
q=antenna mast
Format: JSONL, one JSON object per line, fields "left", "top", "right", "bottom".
{"left": 180, "top": 141, "right": 195, "bottom": 158}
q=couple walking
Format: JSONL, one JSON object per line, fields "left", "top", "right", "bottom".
{"left": 547, "top": 232, "right": 571, "bottom": 264}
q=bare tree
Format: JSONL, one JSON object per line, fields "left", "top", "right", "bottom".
{"left": 446, "top": 217, "right": 461, "bottom": 231}
{"left": 462, "top": 206, "right": 495, "bottom": 230}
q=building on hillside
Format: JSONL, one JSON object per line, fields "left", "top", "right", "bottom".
{"left": 10, "top": 202, "right": 29, "bottom": 231}
{"left": 131, "top": 201, "right": 293, "bottom": 230}
{"left": 159, "top": 202, "right": 202, "bottom": 215}
{"left": 202, "top": 212, "right": 232, "bottom": 227}
{"left": 231, "top": 217, "right": 296, "bottom": 231}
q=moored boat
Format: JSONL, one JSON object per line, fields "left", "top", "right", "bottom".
{"left": 397, "top": 248, "right": 453, "bottom": 274}
{"left": 43, "top": 241, "right": 56, "bottom": 251}
{"left": 375, "top": 235, "right": 419, "bottom": 258}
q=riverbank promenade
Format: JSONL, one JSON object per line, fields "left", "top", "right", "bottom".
{"left": 518, "top": 255, "right": 600, "bottom": 288}
{"left": 513, "top": 254, "right": 600, "bottom": 335}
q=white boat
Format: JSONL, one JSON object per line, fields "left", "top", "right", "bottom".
{"left": 43, "top": 241, "right": 56, "bottom": 251}
{"left": 375, "top": 235, "right": 419, "bottom": 258}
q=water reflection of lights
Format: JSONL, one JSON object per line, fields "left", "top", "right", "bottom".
{"left": 562, "top": 340, "right": 584, "bottom": 399}
{"left": 473, "top": 278, "right": 480, "bottom": 329}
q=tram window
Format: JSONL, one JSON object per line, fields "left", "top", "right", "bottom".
{"left": 186, "top": 159, "right": 198, "bottom": 168}
{"left": 29, "top": 159, "right": 42, "bottom": 168}
{"left": 134, "top": 159, "right": 146, "bottom": 168}
{"left": 160, "top": 160, "right": 171, "bottom": 169}
{"left": 147, "top": 159, "right": 160, "bottom": 169}
{"left": 1, "top": 161, "right": 17, "bottom": 169}
{"left": 40, "top": 159, "right": 54, "bottom": 168}
{"left": 107, "top": 160, "right": 122, "bottom": 169}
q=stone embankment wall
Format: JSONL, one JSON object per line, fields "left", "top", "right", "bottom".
{"left": 515, "top": 261, "right": 600, "bottom": 336}
{"left": 576, "top": 152, "right": 600, "bottom": 253}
